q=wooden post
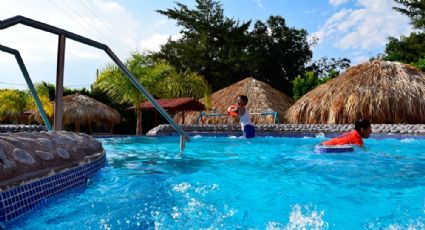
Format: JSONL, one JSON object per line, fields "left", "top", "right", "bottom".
{"left": 54, "top": 34, "right": 66, "bottom": 131}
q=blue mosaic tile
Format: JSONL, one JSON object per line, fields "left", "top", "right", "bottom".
{"left": 0, "top": 154, "right": 105, "bottom": 224}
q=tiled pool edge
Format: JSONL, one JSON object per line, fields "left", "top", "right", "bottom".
{"left": 0, "top": 153, "right": 106, "bottom": 223}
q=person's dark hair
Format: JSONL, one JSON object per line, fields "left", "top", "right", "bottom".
{"left": 238, "top": 95, "right": 248, "bottom": 103}
{"left": 354, "top": 119, "right": 371, "bottom": 132}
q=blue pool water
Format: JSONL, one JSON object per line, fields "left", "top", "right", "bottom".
{"left": 8, "top": 135, "right": 425, "bottom": 229}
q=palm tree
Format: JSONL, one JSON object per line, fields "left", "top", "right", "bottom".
{"left": 93, "top": 52, "right": 211, "bottom": 135}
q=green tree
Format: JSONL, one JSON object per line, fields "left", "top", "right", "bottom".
{"left": 412, "top": 57, "right": 425, "bottom": 70}
{"left": 156, "top": 1, "right": 313, "bottom": 96}
{"left": 381, "top": 1, "right": 425, "bottom": 68}
{"left": 0, "top": 89, "right": 28, "bottom": 123}
{"left": 156, "top": 0, "right": 251, "bottom": 91}
{"left": 306, "top": 56, "right": 350, "bottom": 78}
{"left": 292, "top": 69, "right": 340, "bottom": 100}
{"left": 248, "top": 16, "right": 312, "bottom": 94}
{"left": 384, "top": 33, "right": 425, "bottom": 64}
{"left": 394, "top": 0, "right": 425, "bottom": 30}
{"left": 94, "top": 52, "right": 211, "bottom": 135}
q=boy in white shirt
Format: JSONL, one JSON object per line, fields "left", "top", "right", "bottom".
{"left": 231, "top": 95, "right": 255, "bottom": 138}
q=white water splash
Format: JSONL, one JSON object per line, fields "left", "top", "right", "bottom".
{"left": 195, "top": 183, "right": 219, "bottom": 195}
{"left": 385, "top": 221, "right": 425, "bottom": 230}
{"left": 315, "top": 133, "right": 325, "bottom": 138}
{"left": 401, "top": 138, "right": 415, "bottom": 143}
{"left": 193, "top": 135, "right": 202, "bottom": 139}
{"left": 172, "top": 182, "right": 191, "bottom": 193}
{"left": 266, "top": 204, "right": 328, "bottom": 230}
{"left": 171, "top": 206, "right": 181, "bottom": 220}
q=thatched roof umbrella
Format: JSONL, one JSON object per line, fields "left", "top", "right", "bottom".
{"left": 285, "top": 60, "right": 425, "bottom": 124}
{"left": 183, "top": 77, "right": 294, "bottom": 124}
{"left": 31, "top": 94, "right": 120, "bottom": 132}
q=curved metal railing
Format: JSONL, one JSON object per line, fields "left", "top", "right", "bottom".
{"left": 0, "top": 15, "right": 189, "bottom": 151}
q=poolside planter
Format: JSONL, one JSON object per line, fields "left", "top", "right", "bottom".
{"left": 0, "top": 131, "right": 105, "bottom": 223}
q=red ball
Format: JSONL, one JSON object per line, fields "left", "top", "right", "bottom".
{"left": 227, "top": 105, "right": 238, "bottom": 117}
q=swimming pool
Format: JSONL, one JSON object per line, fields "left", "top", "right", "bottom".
{"left": 7, "top": 135, "right": 425, "bottom": 229}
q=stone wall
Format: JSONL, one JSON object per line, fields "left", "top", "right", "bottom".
{"left": 147, "top": 124, "right": 425, "bottom": 136}
{"left": 0, "top": 131, "right": 104, "bottom": 190}
{"left": 0, "top": 125, "right": 47, "bottom": 133}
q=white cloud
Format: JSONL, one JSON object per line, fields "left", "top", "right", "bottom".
{"left": 154, "top": 20, "right": 168, "bottom": 27}
{"left": 315, "top": 0, "right": 413, "bottom": 51}
{"left": 0, "top": 0, "right": 152, "bottom": 88}
{"left": 254, "top": 0, "right": 263, "bottom": 8}
{"left": 329, "top": 0, "right": 350, "bottom": 7}
{"left": 139, "top": 33, "right": 182, "bottom": 52}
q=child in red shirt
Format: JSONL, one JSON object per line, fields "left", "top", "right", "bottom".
{"left": 322, "top": 119, "right": 372, "bottom": 147}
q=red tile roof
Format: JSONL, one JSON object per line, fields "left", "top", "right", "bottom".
{"left": 133, "top": 98, "right": 205, "bottom": 111}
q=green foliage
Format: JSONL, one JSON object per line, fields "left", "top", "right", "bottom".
{"left": 293, "top": 72, "right": 318, "bottom": 100}
{"left": 248, "top": 16, "right": 312, "bottom": 95}
{"left": 292, "top": 57, "right": 349, "bottom": 100}
{"left": 384, "top": 33, "right": 425, "bottom": 64}
{"left": 292, "top": 70, "right": 338, "bottom": 100}
{"left": 94, "top": 52, "right": 211, "bottom": 104}
{"left": 93, "top": 52, "right": 212, "bottom": 134}
{"left": 26, "top": 82, "right": 54, "bottom": 117}
{"left": 412, "top": 57, "right": 425, "bottom": 71}
{"left": 155, "top": 70, "right": 211, "bottom": 100}
{"left": 382, "top": 1, "right": 425, "bottom": 68}
{"left": 156, "top": 0, "right": 312, "bottom": 96}
{"left": 94, "top": 52, "right": 211, "bottom": 103}
{"left": 306, "top": 56, "right": 350, "bottom": 78}
{"left": 36, "top": 81, "right": 91, "bottom": 100}
{"left": 156, "top": 0, "right": 251, "bottom": 91}
{"left": 393, "top": 0, "right": 425, "bottom": 30}
{"left": 0, "top": 89, "right": 28, "bottom": 123}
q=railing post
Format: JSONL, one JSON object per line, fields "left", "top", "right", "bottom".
{"left": 53, "top": 34, "right": 66, "bottom": 131}
{"left": 180, "top": 135, "right": 185, "bottom": 152}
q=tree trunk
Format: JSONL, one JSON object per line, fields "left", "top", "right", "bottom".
{"left": 136, "top": 106, "right": 143, "bottom": 135}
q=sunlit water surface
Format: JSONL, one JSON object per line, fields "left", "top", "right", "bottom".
{"left": 8, "top": 135, "right": 425, "bottom": 229}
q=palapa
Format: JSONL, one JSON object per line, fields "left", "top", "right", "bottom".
{"left": 285, "top": 60, "right": 425, "bottom": 124}
{"left": 31, "top": 94, "right": 120, "bottom": 132}
{"left": 181, "top": 77, "right": 294, "bottom": 124}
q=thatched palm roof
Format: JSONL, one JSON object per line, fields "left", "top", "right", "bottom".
{"left": 285, "top": 60, "right": 425, "bottom": 124}
{"left": 61, "top": 94, "right": 120, "bottom": 125}
{"left": 181, "top": 77, "right": 294, "bottom": 124}
{"left": 31, "top": 94, "right": 120, "bottom": 127}
{"left": 129, "top": 98, "right": 205, "bottom": 111}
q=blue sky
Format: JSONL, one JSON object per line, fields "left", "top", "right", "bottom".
{"left": 0, "top": 0, "right": 413, "bottom": 89}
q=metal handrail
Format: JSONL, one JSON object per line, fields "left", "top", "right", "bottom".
{"left": 0, "top": 44, "right": 52, "bottom": 131}
{"left": 0, "top": 15, "right": 189, "bottom": 150}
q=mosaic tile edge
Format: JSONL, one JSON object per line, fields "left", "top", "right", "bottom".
{"left": 0, "top": 154, "right": 105, "bottom": 223}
